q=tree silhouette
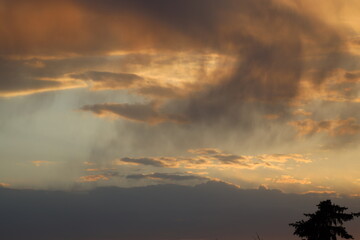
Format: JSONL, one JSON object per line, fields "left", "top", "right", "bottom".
{"left": 290, "top": 200, "right": 360, "bottom": 240}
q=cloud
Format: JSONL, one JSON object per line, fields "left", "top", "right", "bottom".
{"left": 117, "top": 157, "right": 173, "bottom": 167}
{"left": 0, "top": 51, "right": 219, "bottom": 98}
{"left": 115, "top": 154, "right": 248, "bottom": 169}
{"left": 210, "top": 154, "right": 250, "bottom": 165}
{"left": 266, "top": 175, "right": 311, "bottom": 185}
{"left": 289, "top": 118, "right": 360, "bottom": 136}
{"left": 114, "top": 148, "right": 311, "bottom": 171}
{"left": 0, "top": 183, "right": 10, "bottom": 188}
{"left": 293, "top": 69, "right": 360, "bottom": 104}
{"left": 114, "top": 156, "right": 208, "bottom": 169}
{"left": 345, "top": 71, "right": 360, "bottom": 82}
{"left": 2, "top": 0, "right": 347, "bottom": 121}
{"left": 70, "top": 71, "right": 143, "bottom": 90}
{"left": 78, "top": 170, "right": 119, "bottom": 182}
{"left": 81, "top": 102, "right": 187, "bottom": 124}
{"left": 85, "top": 168, "right": 116, "bottom": 172}
{"left": 0, "top": 58, "right": 85, "bottom": 97}
{"left": 303, "top": 190, "right": 337, "bottom": 195}
{"left": 205, "top": 153, "right": 311, "bottom": 169}
{"left": 31, "top": 161, "right": 57, "bottom": 167}
{"left": 126, "top": 172, "right": 209, "bottom": 182}
{"left": 134, "top": 84, "right": 187, "bottom": 99}
{"left": 255, "top": 154, "right": 312, "bottom": 164}
{"left": 78, "top": 174, "right": 110, "bottom": 182}
{"left": 292, "top": 109, "right": 312, "bottom": 116}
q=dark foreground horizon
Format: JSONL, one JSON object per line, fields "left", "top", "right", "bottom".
{"left": 1, "top": 181, "right": 359, "bottom": 240}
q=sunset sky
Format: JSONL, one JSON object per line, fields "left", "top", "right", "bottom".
{"left": 0, "top": 0, "right": 360, "bottom": 239}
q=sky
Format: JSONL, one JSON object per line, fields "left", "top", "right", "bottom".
{"left": 0, "top": 0, "right": 360, "bottom": 239}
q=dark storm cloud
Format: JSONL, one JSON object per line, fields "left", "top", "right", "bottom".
{"left": 72, "top": 0, "right": 345, "bottom": 125}
{"left": 1, "top": 0, "right": 345, "bottom": 105}
{"left": 0, "top": 182, "right": 359, "bottom": 240}
{"left": 0, "top": 0, "right": 214, "bottom": 55}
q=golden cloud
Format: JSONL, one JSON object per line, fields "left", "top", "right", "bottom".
{"left": 78, "top": 174, "right": 110, "bottom": 182}
{"left": 266, "top": 175, "right": 311, "bottom": 185}
{"left": 302, "top": 190, "right": 336, "bottom": 195}
{"left": 292, "top": 109, "right": 313, "bottom": 116}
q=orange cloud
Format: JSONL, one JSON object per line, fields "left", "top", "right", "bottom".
{"left": 256, "top": 154, "right": 312, "bottom": 164}
{"left": 292, "top": 109, "right": 312, "bottom": 116}
{"left": 31, "top": 161, "right": 57, "bottom": 167}
{"left": 85, "top": 168, "right": 116, "bottom": 172}
{"left": 0, "top": 183, "right": 10, "bottom": 188}
{"left": 302, "top": 190, "right": 336, "bottom": 195}
{"left": 266, "top": 175, "right": 311, "bottom": 185}
{"left": 78, "top": 174, "right": 110, "bottom": 182}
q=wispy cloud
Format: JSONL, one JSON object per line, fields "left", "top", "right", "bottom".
{"left": 78, "top": 174, "right": 110, "bottom": 182}
{"left": 289, "top": 118, "right": 360, "bottom": 136}
{"left": 81, "top": 102, "right": 187, "bottom": 124}
{"left": 0, "top": 183, "right": 10, "bottom": 188}
{"left": 114, "top": 148, "right": 312, "bottom": 170}
{"left": 266, "top": 175, "right": 311, "bottom": 185}
{"left": 31, "top": 161, "right": 57, "bottom": 167}
{"left": 126, "top": 172, "right": 210, "bottom": 182}
{"left": 70, "top": 71, "right": 143, "bottom": 90}
{"left": 78, "top": 170, "right": 119, "bottom": 183}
